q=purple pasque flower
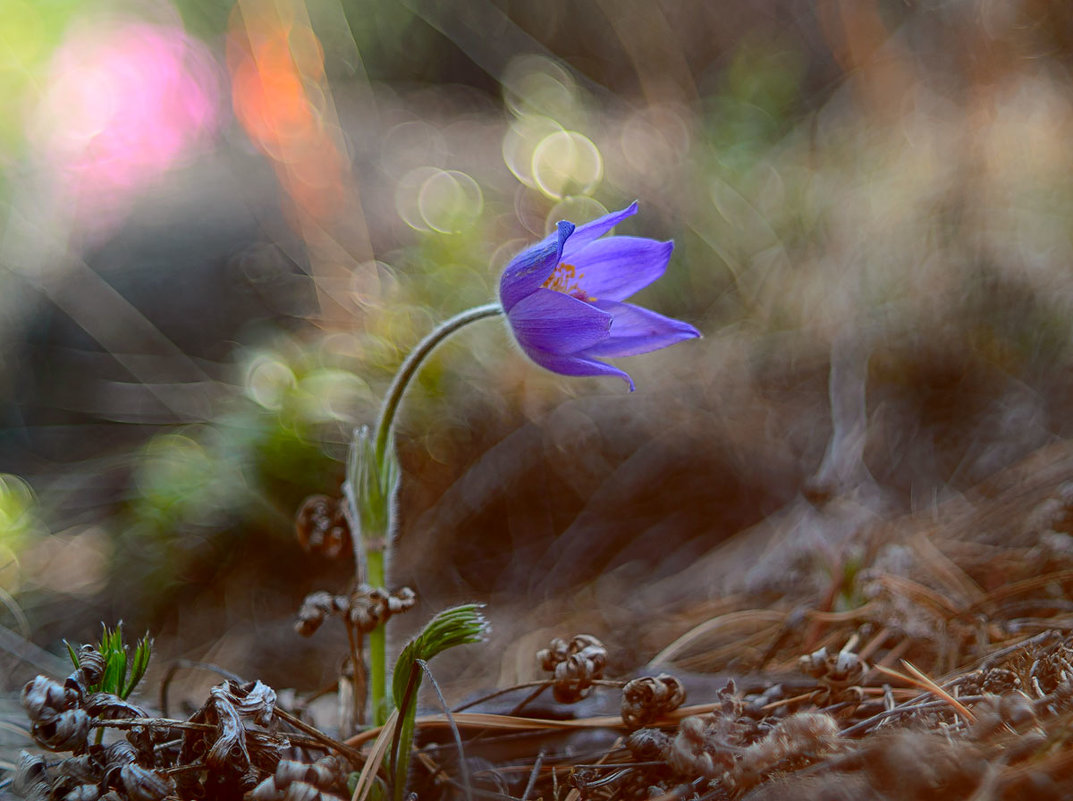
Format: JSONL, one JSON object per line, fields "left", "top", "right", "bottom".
{"left": 499, "top": 202, "right": 699, "bottom": 390}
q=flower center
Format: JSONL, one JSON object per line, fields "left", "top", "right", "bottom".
{"left": 542, "top": 262, "right": 595, "bottom": 301}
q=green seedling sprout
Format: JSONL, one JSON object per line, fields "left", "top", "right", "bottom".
{"left": 388, "top": 604, "right": 489, "bottom": 801}
{"left": 65, "top": 622, "right": 153, "bottom": 700}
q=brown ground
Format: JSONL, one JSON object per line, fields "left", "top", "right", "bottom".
{"left": 372, "top": 438, "right": 1073, "bottom": 801}
{"left": 13, "top": 436, "right": 1073, "bottom": 800}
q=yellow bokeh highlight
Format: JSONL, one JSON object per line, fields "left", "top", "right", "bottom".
{"left": 502, "top": 115, "right": 564, "bottom": 189}
{"left": 0, "top": 473, "right": 45, "bottom": 594}
{"left": 417, "top": 169, "right": 483, "bottom": 234}
{"left": 245, "top": 355, "right": 298, "bottom": 410}
{"left": 0, "top": 0, "right": 44, "bottom": 69}
{"left": 396, "top": 168, "right": 484, "bottom": 234}
{"left": 502, "top": 54, "right": 578, "bottom": 121}
{"left": 532, "top": 130, "right": 603, "bottom": 199}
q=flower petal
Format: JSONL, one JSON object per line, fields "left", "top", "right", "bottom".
{"left": 499, "top": 220, "right": 575, "bottom": 312}
{"left": 566, "top": 237, "right": 673, "bottom": 301}
{"left": 582, "top": 300, "right": 700, "bottom": 358}
{"left": 521, "top": 348, "right": 636, "bottom": 391}
{"left": 560, "top": 201, "right": 638, "bottom": 258}
{"left": 507, "top": 288, "right": 612, "bottom": 355}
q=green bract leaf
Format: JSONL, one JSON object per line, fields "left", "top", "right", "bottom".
{"left": 386, "top": 605, "right": 488, "bottom": 801}
{"left": 346, "top": 425, "right": 399, "bottom": 540}
{"left": 392, "top": 604, "right": 489, "bottom": 707}
{"left": 124, "top": 634, "right": 154, "bottom": 699}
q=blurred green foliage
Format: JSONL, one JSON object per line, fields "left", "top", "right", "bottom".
{"left": 0, "top": 0, "right": 82, "bottom": 166}
{"left": 0, "top": 473, "right": 45, "bottom": 594}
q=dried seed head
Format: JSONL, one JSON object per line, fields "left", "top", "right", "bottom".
{"left": 120, "top": 764, "right": 175, "bottom": 801}
{"left": 281, "top": 782, "right": 322, "bottom": 801}
{"left": 536, "top": 634, "right": 607, "bottom": 703}
{"left": 538, "top": 638, "right": 570, "bottom": 672}
{"left": 75, "top": 646, "right": 107, "bottom": 688}
{"left": 731, "top": 711, "right": 840, "bottom": 791}
{"left": 308, "top": 755, "right": 349, "bottom": 789}
{"left": 31, "top": 708, "right": 90, "bottom": 753}
{"left": 224, "top": 679, "right": 278, "bottom": 726}
{"left": 622, "top": 674, "right": 687, "bottom": 729}
{"left": 768, "top": 711, "right": 840, "bottom": 752}
{"left": 64, "top": 784, "right": 102, "bottom": 801}
{"left": 626, "top": 728, "right": 673, "bottom": 760}
{"left": 798, "top": 647, "right": 829, "bottom": 677}
{"left": 12, "top": 751, "right": 50, "bottom": 798}
{"left": 295, "top": 495, "right": 351, "bottom": 559}
{"left": 347, "top": 585, "right": 417, "bottom": 633}
{"left": 273, "top": 760, "right": 311, "bottom": 789}
{"left": 678, "top": 715, "right": 707, "bottom": 743}
{"left": 798, "top": 645, "right": 867, "bottom": 685}
{"left": 22, "top": 675, "right": 77, "bottom": 720}
{"left": 58, "top": 754, "right": 99, "bottom": 786}
{"left": 716, "top": 679, "right": 744, "bottom": 719}
{"left": 295, "top": 591, "right": 348, "bottom": 637}
{"left": 668, "top": 715, "right": 735, "bottom": 778}
{"left": 104, "top": 739, "right": 138, "bottom": 769}
{"left": 385, "top": 586, "right": 417, "bottom": 614}
{"left": 249, "top": 776, "right": 281, "bottom": 801}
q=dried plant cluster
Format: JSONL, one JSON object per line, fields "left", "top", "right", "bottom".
{"left": 16, "top": 446, "right": 1073, "bottom": 800}
{"left": 13, "top": 653, "right": 358, "bottom": 801}
{"left": 346, "top": 445, "right": 1073, "bottom": 801}
{"left": 369, "top": 632, "right": 1073, "bottom": 801}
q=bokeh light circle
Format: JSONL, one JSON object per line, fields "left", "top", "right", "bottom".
{"left": 502, "top": 115, "right": 563, "bottom": 188}
{"left": 502, "top": 55, "right": 577, "bottom": 120}
{"left": 395, "top": 166, "right": 442, "bottom": 231}
{"left": 245, "top": 356, "right": 297, "bottom": 410}
{"left": 0, "top": 473, "right": 37, "bottom": 538}
{"left": 417, "top": 169, "right": 484, "bottom": 234}
{"left": 295, "top": 369, "right": 373, "bottom": 423}
{"left": 350, "top": 261, "right": 400, "bottom": 310}
{"left": 532, "top": 130, "right": 603, "bottom": 199}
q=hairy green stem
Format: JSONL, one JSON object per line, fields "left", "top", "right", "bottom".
{"left": 362, "top": 302, "right": 502, "bottom": 726}
{"left": 367, "top": 548, "right": 387, "bottom": 726}
{"left": 373, "top": 302, "right": 503, "bottom": 467}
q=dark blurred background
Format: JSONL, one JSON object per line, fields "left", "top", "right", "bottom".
{"left": 3, "top": 0, "right": 1073, "bottom": 704}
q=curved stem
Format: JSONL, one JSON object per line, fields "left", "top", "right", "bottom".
{"left": 373, "top": 302, "right": 503, "bottom": 467}
{"left": 361, "top": 301, "right": 502, "bottom": 727}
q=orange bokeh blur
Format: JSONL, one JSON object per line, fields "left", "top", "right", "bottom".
{"left": 227, "top": 0, "right": 347, "bottom": 229}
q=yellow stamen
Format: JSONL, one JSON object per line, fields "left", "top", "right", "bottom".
{"left": 542, "top": 262, "right": 595, "bottom": 301}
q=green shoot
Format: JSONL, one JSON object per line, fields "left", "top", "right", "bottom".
{"left": 388, "top": 605, "right": 489, "bottom": 801}
{"left": 66, "top": 622, "right": 153, "bottom": 699}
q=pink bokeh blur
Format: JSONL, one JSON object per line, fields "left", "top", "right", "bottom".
{"left": 28, "top": 17, "right": 222, "bottom": 236}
